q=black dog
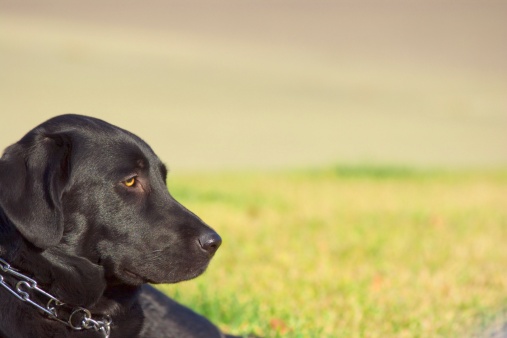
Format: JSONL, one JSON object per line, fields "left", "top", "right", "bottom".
{"left": 0, "top": 115, "right": 236, "bottom": 337}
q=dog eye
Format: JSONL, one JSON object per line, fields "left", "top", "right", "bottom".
{"left": 124, "top": 177, "right": 136, "bottom": 187}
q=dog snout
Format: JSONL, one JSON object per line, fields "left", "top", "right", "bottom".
{"left": 198, "top": 231, "right": 222, "bottom": 256}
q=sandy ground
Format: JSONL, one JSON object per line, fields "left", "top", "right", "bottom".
{"left": 1, "top": 0, "right": 506, "bottom": 170}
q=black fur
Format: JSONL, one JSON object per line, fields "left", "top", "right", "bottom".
{"left": 0, "top": 115, "right": 235, "bottom": 338}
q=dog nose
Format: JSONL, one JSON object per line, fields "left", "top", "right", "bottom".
{"left": 198, "top": 232, "right": 222, "bottom": 255}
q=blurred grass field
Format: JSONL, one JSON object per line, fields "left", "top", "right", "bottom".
{"left": 158, "top": 166, "right": 507, "bottom": 337}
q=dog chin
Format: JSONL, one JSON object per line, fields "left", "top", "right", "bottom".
{"left": 120, "top": 264, "right": 209, "bottom": 285}
{"left": 121, "top": 269, "right": 158, "bottom": 285}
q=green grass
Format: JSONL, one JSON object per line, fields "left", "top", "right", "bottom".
{"left": 157, "top": 165, "right": 507, "bottom": 337}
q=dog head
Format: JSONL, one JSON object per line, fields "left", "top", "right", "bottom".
{"left": 0, "top": 114, "right": 221, "bottom": 286}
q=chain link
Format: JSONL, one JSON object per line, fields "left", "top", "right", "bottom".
{"left": 0, "top": 257, "right": 111, "bottom": 337}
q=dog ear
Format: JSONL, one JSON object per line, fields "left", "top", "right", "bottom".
{"left": 0, "top": 131, "right": 73, "bottom": 249}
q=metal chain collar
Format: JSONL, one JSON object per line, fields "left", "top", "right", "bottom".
{"left": 0, "top": 257, "right": 112, "bottom": 338}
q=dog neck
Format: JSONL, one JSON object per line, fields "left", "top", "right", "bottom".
{"left": 0, "top": 208, "right": 22, "bottom": 261}
{"left": 1, "top": 207, "right": 104, "bottom": 304}
{"left": 0, "top": 210, "right": 146, "bottom": 337}
{"left": 0, "top": 247, "right": 143, "bottom": 338}
{"left": 1, "top": 209, "right": 142, "bottom": 309}
{"left": 0, "top": 258, "right": 143, "bottom": 338}
{"left": 0, "top": 256, "right": 113, "bottom": 337}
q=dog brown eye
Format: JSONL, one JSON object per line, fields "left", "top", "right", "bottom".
{"left": 124, "top": 177, "right": 136, "bottom": 187}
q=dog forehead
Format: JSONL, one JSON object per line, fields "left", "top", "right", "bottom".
{"left": 45, "top": 116, "right": 161, "bottom": 171}
{"left": 42, "top": 115, "right": 143, "bottom": 143}
{"left": 77, "top": 135, "right": 158, "bottom": 171}
{"left": 20, "top": 114, "right": 165, "bottom": 177}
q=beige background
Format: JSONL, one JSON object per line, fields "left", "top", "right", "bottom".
{"left": 1, "top": 1, "right": 506, "bottom": 171}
